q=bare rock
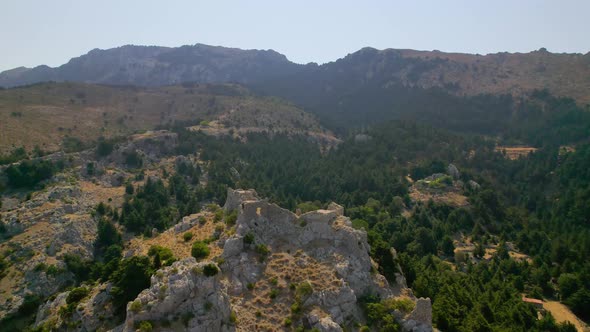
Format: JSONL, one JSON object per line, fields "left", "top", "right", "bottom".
{"left": 223, "top": 188, "right": 259, "bottom": 212}
{"left": 447, "top": 163, "right": 460, "bottom": 179}
{"left": 123, "top": 258, "right": 233, "bottom": 332}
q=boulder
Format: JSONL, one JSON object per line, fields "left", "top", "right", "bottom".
{"left": 447, "top": 163, "right": 460, "bottom": 179}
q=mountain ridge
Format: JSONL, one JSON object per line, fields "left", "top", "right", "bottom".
{"left": 2, "top": 43, "right": 590, "bottom": 130}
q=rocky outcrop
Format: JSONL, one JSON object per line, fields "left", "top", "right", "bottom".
{"left": 34, "top": 283, "right": 117, "bottom": 332}
{"left": 0, "top": 183, "right": 105, "bottom": 319}
{"left": 117, "top": 188, "right": 432, "bottom": 331}
{"left": 222, "top": 189, "right": 259, "bottom": 212}
{"left": 447, "top": 163, "right": 460, "bottom": 179}
{"left": 123, "top": 259, "right": 232, "bottom": 332}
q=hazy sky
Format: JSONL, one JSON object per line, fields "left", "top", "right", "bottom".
{"left": 1, "top": 0, "right": 589, "bottom": 71}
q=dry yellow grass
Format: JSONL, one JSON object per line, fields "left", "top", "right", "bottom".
{"left": 79, "top": 180, "right": 126, "bottom": 206}
{"left": 543, "top": 301, "right": 589, "bottom": 332}
{"left": 0, "top": 82, "right": 329, "bottom": 154}
{"left": 409, "top": 187, "right": 469, "bottom": 207}
{"left": 234, "top": 251, "right": 342, "bottom": 332}
{"left": 495, "top": 146, "right": 538, "bottom": 160}
{"left": 126, "top": 212, "right": 221, "bottom": 259}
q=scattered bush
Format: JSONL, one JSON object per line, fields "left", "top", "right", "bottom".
{"left": 96, "top": 137, "right": 114, "bottom": 157}
{"left": 130, "top": 300, "right": 142, "bottom": 313}
{"left": 214, "top": 209, "right": 224, "bottom": 222}
{"left": 148, "top": 245, "right": 176, "bottom": 268}
{"left": 183, "top": 232, "right": 193, "bottom": 242}
{"left": 284, "top": 317, "right": 292, "bottom": 326}
{"left": 4, "top": 160, "right": 56, "bottom": 188}
{"left": 269, "top": 289, "right": 279, "bottom": 299}
{"left": 255, "top": 244, "right": 270, "bottom": 257}
{"left": 243, "top": 232, "right": 255, "bottom": 245}
{"left": 0, "top": 147, "right": 27, "bottom": 165}
{"left": 270, "top": 276, "right": 278, "bottom": 286}
{"left": 203, "top": 263, "right": 219, "bottom": 277}
{"left": 191, "top": 241, "right": 210, "bottom": 260}
{"left": 125, "top": 182, "right": 134, "bottom": 195}
{"left": 225, "top": 210, "right": 238, "bottom": 226}
{"left": 137, "top": 320, "right": 153, "bottom": 332}
{"left": 296, "top": 281, "right": 313, "bottom": 299}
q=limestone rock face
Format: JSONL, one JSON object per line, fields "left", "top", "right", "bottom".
{"left": 226, "top": 197, "right": 381, "bottom": 298}
{"left": 222, "top": 188, "right": 259, "bottom": 212}
{"left": 95, "top": 188, "right": 431, "bottom": 331}
{"left": 34, "top": 283, "right": 118, "bottom": 332}
{"left": 219, "top": 188, "right": 432, "bottom": 331}
{"left": 0, "top": 182, "right": 108, "bottom": 319}
{"left": 123, "top": 258, "right": 233, "bottom": 332}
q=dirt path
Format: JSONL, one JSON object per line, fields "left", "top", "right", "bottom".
{"left": 543, "top": 301, "right": 589, "bottom": 332}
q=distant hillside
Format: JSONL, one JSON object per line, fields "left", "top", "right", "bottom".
{"left": 0, "top": 44, "right": 301, "bottom": 88}
{"left": 0, "top": 82, "right": 330, "bottom": 154}
{"left": 2, "top": 44, "right": 590, "bottom": 131}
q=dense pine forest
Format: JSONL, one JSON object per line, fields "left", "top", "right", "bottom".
{"left": 162, "top": 91, "right": 589, "bottom": 330}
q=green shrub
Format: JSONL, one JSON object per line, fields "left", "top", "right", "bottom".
{"left": 284, "top": 317, "right": 292, "bottom": 326}
{"left": 214, "top": 209, "right": 224, "bottom": 222}
{"left": 269, "top": 289, "right": 279, "bottom": 299}
{"left": 198, "top": 216, "right": 207, "bottom": 225}
{"left": 96, "top": 138, "right": 114, "bottom": 157}
{"left": 270, "top": 276, "right": 278, "bottom": 286}
{"left": 66, "top": 287, "right": 89, "bottom": 305}
{"left": 34, "top": 263, "right": 47, "bottom": 272}
{"left": 296, "top": 281, "right": 313, "bottom": 299}
{"left": 243, "top": 232, "right": 255, "bottom": 245}
{"left": 203, "top": 263, "right": 219, "bottom": 277}
{"left": 291, "top": 301, "right": 302, "bottom": 314}
{"left": 191, "top": 241, "right": 210, "bottom": 260}
{"left": 183, "top": 232, "right": 193, "bottom": 242}
{"left": 4, "top": 160, "right": 55, "bottom": 188}
{"left": 137, "top": 320, "right": 152, "bottom": 332}
{"left": 148, "top": 245, "right": 176, "bottom": 268}
{"left": 130, "top": 300, "right": 142, "bottom": 313}
{"left": 181, "top": 312, "right": 195, "bottom": 327}
{"left": 125, "top": 150, "right": 143, "bottom": 168}
{"left": 125, "top": 182, "right": 134, "bottom": 195}
{"left": 361, "top": 296, "right": 409, "bottom": 331}
{"left": 225, "top": 210, "right": 238, "bottom": 226}
{"left": 255, "top": 244, "right": 270, "bottom": 256}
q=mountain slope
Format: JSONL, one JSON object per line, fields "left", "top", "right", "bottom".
{"left": 0, "top": 82, "right": 331, "bottom": 154}
{"left": 2, "top": 44, "right": 590, "bottom": 133}
{"left": 2, "top": 44, "right": 589, "bottom": 106}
